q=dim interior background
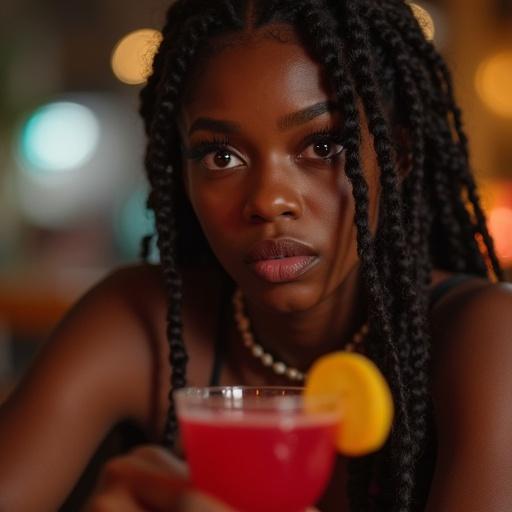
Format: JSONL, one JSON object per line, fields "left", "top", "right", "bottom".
{"left": 0, "top": 0, "right": 511, "bottom": 400}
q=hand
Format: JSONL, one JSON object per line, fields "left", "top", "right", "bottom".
{"left": 84, "top": 444, "right": 235, "bottom": 511}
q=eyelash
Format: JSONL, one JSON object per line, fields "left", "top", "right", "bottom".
{"left": 185, "top": 126, "right": 345, "bottom": 163}
{"left": 185, "top": 136, "right": 232, "bottom": 161}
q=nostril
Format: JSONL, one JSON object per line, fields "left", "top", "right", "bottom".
{"left": 249, "top": 209, "right": 296, "bottom": 223}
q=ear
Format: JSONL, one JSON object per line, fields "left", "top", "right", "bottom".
{"left": 393, "top": 124, "right": 413, "bottom": 180}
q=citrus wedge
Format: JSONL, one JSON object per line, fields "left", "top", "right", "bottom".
{"left": 304, "top": 352, "right": 393, "bottom": 457}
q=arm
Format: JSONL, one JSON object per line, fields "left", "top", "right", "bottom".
{"left": 427, "top": 282, "right": 512, "bottom": 511}
{"left": 0, "top": 266, "right": 163, "bottom": 512}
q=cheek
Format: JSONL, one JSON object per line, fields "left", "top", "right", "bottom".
{"left": 310, "top": 169, "right": 356, "bottom": 245}
{"left": 324, "top": 177, "right": 358, "bottom": 265}
{"left": 185, "top": 173, "right": 240, "bottom": 253}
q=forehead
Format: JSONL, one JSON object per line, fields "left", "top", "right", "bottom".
{"left": 181, "top": 26, "right": 332, "bottom": 125}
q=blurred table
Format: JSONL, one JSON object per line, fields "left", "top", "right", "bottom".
{"left": 0, "top": 267, "right": 106, "bottom": 401}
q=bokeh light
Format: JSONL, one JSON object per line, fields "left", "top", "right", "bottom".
{"left": 111, "top": 29, "right": 162, "bottom": 85}
{"left": 488, "top": 207, "right": 512, "bottom": 264}
{"left": 14, "top": 94, "right": 144, "bottom": 229}
{"left": 19, "top": 102, "right": 100, "bottom": 174}
{"left": 409, "top": 2, "right": 435, "bottom": 41}
{"left": 114, "top": 186, "right": 156, "bottom": 260}
{"left": 476, "top": 51, "right": 512, "bottom": 118}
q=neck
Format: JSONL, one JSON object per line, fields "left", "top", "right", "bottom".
{"left": 241, "top": 265, "right": 366, "bottom": 372}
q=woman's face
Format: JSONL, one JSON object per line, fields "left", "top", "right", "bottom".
{"left": 179, "top": 26, "right": 381, "bottom": 313}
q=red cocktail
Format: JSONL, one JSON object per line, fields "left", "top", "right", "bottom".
{"left": 175, "top": 386, "right": 339, "bottom": 512}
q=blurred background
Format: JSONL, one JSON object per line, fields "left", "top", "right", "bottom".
{"left": 0, "top": 0, "right": 511, "bottom": 399}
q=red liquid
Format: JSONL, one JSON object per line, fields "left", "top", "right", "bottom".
{"left": 180, "top": 413, "right": 337, "bottom": 512}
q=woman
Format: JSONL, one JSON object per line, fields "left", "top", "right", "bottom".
{"left": 1, "top": 0, "right": 512, "bottom": 511}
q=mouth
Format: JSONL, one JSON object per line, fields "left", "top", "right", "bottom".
{"left": 245, "top": 238, "right": 319, "bottom": 283}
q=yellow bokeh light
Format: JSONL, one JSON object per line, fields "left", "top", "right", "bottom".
{"left": 111, "top": 29, "right": 163, "bottom": 85}
{"left": 476, "top": 52, "right": 512, "bottom": 118}
{"left": 409, "top": 2, "right": 435, "bottom": 41}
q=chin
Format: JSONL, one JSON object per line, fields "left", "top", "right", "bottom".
{"left": 243, "top": 281, "right": 325, "bottom": 314}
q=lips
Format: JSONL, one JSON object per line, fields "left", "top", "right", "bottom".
{"left": 245, "top": 239, "right": 317, "bottom": 263}
{"left": 245, "top": 239, "right": 318, "bottom": 283}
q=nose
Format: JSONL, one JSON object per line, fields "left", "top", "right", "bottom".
{"left": 242, "top": 163, "right": 303, "bottom": 224}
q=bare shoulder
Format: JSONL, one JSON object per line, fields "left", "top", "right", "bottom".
{"left": 427, "top": 277, "right": 512, "bottom": 511}
{"left": 0, "top": 263, "right": 167, "bottom": 511}
{"left": 430, "top": 276, "right": 512, "bottom": 382}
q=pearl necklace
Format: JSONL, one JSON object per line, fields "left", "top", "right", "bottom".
{"left": 232, "top": 289, "right": 368, "bottom": 383}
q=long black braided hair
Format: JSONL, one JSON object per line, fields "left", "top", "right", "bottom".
{"left": 139, "top": 1, "right": 503, "bottom": 510}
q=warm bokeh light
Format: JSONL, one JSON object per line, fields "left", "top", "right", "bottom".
{"left": 19, "top": 102, "right": 100, "bottom": 174}
{"left": 409, "top": 2, "right": 435, "bottom": 41}
{"left": 476, "top": 51, "right": 512, "bottom": 118}
{"left": 488, "top": 207, "right": 512, "bottom": 264}
{"left": 111, "top": 29, "right": 162, "bottom": 85}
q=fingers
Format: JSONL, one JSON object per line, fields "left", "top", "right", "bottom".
{"left": 128, "top": 445, "right": 189, "bottom": 479}
{"left": 90, "top": 445, "right": 189, "bottom": 511}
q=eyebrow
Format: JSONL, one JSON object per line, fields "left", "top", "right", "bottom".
{"left": 188, "top": 101, "right": 337, "bottom": 137}
{"left": 188, "top": 118, "right": 241, "bottom": 136}
{"left": 277, "top": 101, "right": 337, "bottom": 131}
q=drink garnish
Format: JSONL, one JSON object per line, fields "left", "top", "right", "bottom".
{"left": 304, "top": 352, "right": 393, "bottom": 456}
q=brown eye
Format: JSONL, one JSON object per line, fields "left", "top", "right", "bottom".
{"left": 202, "top": 149, "right": 245, "bottom": 171}
{"left": 299, "top": 137, "right": 344, "bottom": 161}
{"left": 214, "top": 150, "right": 232, "bottom": 168}
{"left": 313, "top": 142, "right": 332, "bottom": 158}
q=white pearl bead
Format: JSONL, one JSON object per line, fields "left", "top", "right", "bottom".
{"left": 251, "top": 345, "right": 264, "bottom": 357}
{"left": 286, "top": 368, "right": 299, "bottom": 380}
{"left": 273, "top": 362, "right": 286, "bottom": 375}
{"left": 261, "top": 353, "right": 274, "bottom": 367}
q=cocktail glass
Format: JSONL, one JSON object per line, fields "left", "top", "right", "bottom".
{"left": 175, "top": 386, "right": 339, "bottom": 512}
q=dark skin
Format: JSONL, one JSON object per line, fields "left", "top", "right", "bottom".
{"left": 1, "top": 25, "right": 512, "bottom": 512}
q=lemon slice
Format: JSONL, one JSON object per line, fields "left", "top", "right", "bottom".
{"left": 304, "top": 352, "right": 393, "bottom": 457}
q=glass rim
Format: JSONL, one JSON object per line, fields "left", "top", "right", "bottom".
{"left": 173, "top": 385, "right": 341, "bottom": 414}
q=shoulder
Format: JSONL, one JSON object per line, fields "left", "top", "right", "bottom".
{"left": 0, "top": 264, "right": 170, "bottom": 510}
{"left": 430, "top": 276, "right": 512, "bottom": 384}
{"left": 15, "top": 263, "right": 170, "bottom": 425}
{"left": 427, "top": 276, "right": 512, "bottom": 510}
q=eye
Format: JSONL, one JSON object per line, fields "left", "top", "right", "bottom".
{"left": 201, "top": 149, "right": 245, "bottom": 171}
{"left": 299, "top": 138, "right": 344, "bottom": 160}
{"left": 186, "top": 137, "right": 247, "bottom": 172}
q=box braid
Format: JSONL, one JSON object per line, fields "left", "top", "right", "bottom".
{"left": 138, "top": 0, "right": 503, "bottom": 510}
{"left": 139, "top": 2, "right": 244, "bottom": 447}
{"left": 382, "top": 1, "right": 503, "bottom": 280}
{"left": 276, "top": 2, "right": 416, "bottom": 510}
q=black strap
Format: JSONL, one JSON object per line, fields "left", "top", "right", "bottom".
{"left": 428, "top": 274, "right": 474, "bottom": 311}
